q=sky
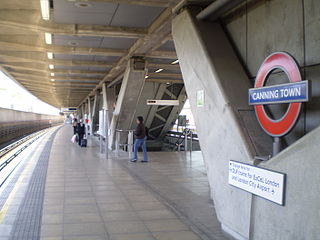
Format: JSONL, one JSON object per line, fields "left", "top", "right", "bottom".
{"left": 0, "top": 70, "right": 60, "bottom": 115}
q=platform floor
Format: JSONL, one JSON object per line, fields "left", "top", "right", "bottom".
{"left": 0, "top": 125, "right": 229, "bottom": 240}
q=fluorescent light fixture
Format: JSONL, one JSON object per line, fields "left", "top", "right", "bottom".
{"left": 40, "top": 0, "right": 50, "bottom": 21}
{"left": 171, "top": 59, "right": 179, "bottom": 64}
{"left": 50, "top": 73, "right": 55, "bottom": 77}
{"left": 51, "top": 79, "right": 55, "bottom": 82}
{"left": 45, "top": 32, "right": 52, "bottom": 44}
{"left": 145, "top": 75, "right": 149, "bottom": 79}
{"left": 155, "top": 69, "right": 163, "bottom": 73}
{"left": 49, "top": 64, "right": 54, "bottom": 69}
{"left": 47, "top": 52, "right": 53, "bottom": 59}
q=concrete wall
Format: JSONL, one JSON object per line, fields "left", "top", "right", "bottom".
{"left": 173, "top": 1, "right": 320, "bottom": 238}
{"left": 0, "top": 107, "right": 63, "bottom": 145}
{"left": 0, "top": 107, "right": 62, "bottom": 122}
{"left": 250, "top": 125, "right": 320, "bottom": 239}
{"left": 223, "top": 0, "right": 320, "bottom": 147}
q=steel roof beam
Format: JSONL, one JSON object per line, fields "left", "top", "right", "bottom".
{"left": 8, "top": 67, "right": 106, "bottom": 76}
{"left": 0, "top": 18, "right": 146, "bottom": 38}
{"left": 0, "top": 41, "right": 127, "bottom": 57}
{"left": 13, "top": 74, "right": 102, "bottom": 82}
{"left": 0, "top": 53, "right": 112, "bottom": 67}
{"left": 146, "top": 78, "right": 183, "bottom": 83}
{"left": 148, "top": 72, "right": 182, "bottom": 79}
{"left": 147, "top": 62, "right": 180, "bottom": 70}
{"left": 81, "top": 7, "right": 180, "bottom": 104}
{"left": 67, "top": 0, "right": 170, "bottom": 7}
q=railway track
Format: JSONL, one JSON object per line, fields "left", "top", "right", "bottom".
{"left": 0, "top": 127, "right": 54, "bottom": 187}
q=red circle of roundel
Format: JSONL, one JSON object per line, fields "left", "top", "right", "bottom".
{"left": 254, "top": 52, "right": 302, "bottom": 137}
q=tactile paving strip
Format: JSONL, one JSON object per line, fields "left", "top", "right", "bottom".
{"left": 0, "top": 161, "right": 28, "bottom": 210}
{"left": 8, "top": 128, "right": 60, "bottom": 240}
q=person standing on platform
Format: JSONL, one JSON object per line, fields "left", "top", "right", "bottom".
{"left": 131, "top": 116, "right": 148, "bottom": 162}
{"left": 76, "top": 119, "right": 85, "bottom": 146}
{"left": 72, "top": 118, "right": 78, "bottom": 134}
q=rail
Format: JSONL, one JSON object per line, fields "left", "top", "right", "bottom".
{"left": 166, "top": 131, "right": 199, "bottom": 141}
{"left": 0, "top": 128, "right": 49, "bottom": 173}
{"left": 115, "top": 129, "right": 134, "bottom": 158}
{"left": 166, "top": 129, "right": 196, "bottom": 153}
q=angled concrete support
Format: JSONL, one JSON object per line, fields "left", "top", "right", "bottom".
{"left": 81, "top": 104, "right": 85, "bottom": 120}
{"left": 130, "top": 82, "right": 162, "bottom": 133}
{"left": 91, "top": 92, "right": 100, "bottom": 134}
{"left": 102, "top": 83, "right": 116, "bottom": 125}
{"left": 87, "top": 97, "right": 92, "bottom": 135}
{"left": 159, "top": 85, "right": 186, "bottom": 138}
{"left": 85, "top": 102, "right": 89, "bottom": 116}
{"left": 144, "top": 83, "right": 186, "bottom": 139}
{"left": 145, "top": 83, "right": 167, "bottom": 128}
{"left": 109, "top": 57, "right": 146, "bottom": 149}
{"left": 172, "top": 9, "right": 270, "bottom": 240}
{"left": 92, "top": 94, "right": 98, "bottom": 120}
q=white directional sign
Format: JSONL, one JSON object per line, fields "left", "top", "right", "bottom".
{"left": 228, "top": 160, "right": 286, "bottom": 205}
{"left": 147, "top": 100, "right": 179, "bottom": 106}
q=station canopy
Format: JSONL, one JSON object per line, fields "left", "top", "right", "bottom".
{"left": 0, "top": 0, "right": 186, "bottom": 108}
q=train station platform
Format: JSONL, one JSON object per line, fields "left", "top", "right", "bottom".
{"left": 0, "top": 125, "right": 228, "bottom": 240}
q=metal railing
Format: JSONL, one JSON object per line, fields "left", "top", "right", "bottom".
{"left": 171, "top": 128, "right": 194, "bottom": 153}
{"left": 115, "top": 129, "right": 134, "bottom": 158}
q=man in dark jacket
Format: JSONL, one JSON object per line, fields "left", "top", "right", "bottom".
{"left": 131, "top": 116, "right": 148, "bottom": 162}
{"left": 76, "top": 119, "right": 85, "bottom": 146}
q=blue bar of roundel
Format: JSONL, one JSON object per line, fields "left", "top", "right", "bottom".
{"left": 248, "top": 81, "right": 309, "bottom": 105}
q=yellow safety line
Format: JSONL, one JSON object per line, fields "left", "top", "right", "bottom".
{"left": 0, "top": 136, "right": 45, "bottom": 223}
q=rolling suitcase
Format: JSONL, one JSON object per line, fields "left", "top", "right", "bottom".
{"left": 80, "top": 138, "right": 87, "bottom": 147}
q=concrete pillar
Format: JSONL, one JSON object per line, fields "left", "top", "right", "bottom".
{"left": 172, "top": 9, "right": 270, "bottom": 239}
{"left": 87, "top": 97, "right": 94, "bottom": 135}
{"left": 102, "top": 83, "right": 108, "bottom": 110}
{"left": 87, "top": 98, "right": 91, "bottom": 134}
{"left": 109, "top": 57, "right": 146, "bottom": 149}
{"left": 91, "top": 92, "right": 99, "bottom": 133}
{"left": 81, "top": 104, "right": 85, "bottom": 120}
{"left": 102, "top": 83, "right": 116, "bottom": 125}
{"left": 85, "top": 102, "right": 89, "bottom": 117}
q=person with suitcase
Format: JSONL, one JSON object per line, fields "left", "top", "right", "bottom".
{"left": 76, "top": 119, "right": 86, "bottom": 147}
{"left": 80, "top": 136, "right": 87, "bottom": 147}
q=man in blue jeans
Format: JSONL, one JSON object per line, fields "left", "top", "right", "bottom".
{"left": 131, "top": 116, "right": 148, "bottom": 162}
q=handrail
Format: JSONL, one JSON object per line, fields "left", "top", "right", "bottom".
{"left": 171, "top": 128, "right": 193, "bottom": 152}
{"left": 166, "top": 131, "right": 199, "bottom": 140}
{"left": 115, "top": 129, "right": 134, "bottom": 158}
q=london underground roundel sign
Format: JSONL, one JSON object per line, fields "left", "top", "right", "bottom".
{"left": 248, "top": 52, "right": 310, "bottom": 137}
